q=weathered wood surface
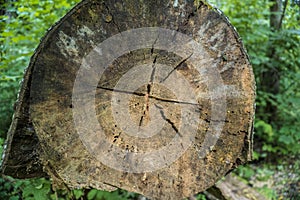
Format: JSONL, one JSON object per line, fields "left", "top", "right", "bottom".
{"left": 1, "top": 0, "right": 255, "bottom": 199}
{"left": 208, "top": 174, "right": 267, "bottom": 200}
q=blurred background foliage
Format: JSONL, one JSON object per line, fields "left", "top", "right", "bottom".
{"left": 0, "top": 0, "right": 299, "bottom": 199}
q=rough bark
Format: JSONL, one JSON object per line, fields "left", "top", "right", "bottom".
{"left": 1, "top": 0, "right": 256, "bottom": 199}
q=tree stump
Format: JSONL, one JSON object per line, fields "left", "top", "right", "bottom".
{"left": 1, "top": 0, "right": 256, "bottom": 199}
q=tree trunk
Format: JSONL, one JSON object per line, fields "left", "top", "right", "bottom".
{"left": 261, "top": 0, "right": 283, "bottom": 123}
{"left": 1, "top": 0, "right": 256, "bottom": 199}
{"left": 270, "top": 0, "right": 283, "bottom": 30}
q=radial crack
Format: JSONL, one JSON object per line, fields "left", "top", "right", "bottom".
{"left": 154, "top": 104, "right": 182, "bottom": 137}
{"left": 150, "top": 55, "right": 157, "bottom": 83}
{"left": 151, "top": 36, "right": 159, "bottom": 55}
{"left": 97, "top": 86, "right": 145, "bottom": 96}
{"left": 97, "top": 85, "right": 199, "bottom": 106}
{"left": 139, "top": 55, "right": 158, "bottom": 128}
{"left": 160, "top": 53, "right": 193, "bottom": 83}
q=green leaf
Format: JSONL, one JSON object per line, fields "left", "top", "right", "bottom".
{"left": 35, "top": 183, "right": 44, "bottom": 190}
{"left": 87, "top": 189, "right": 98, "bottom": 200}
{"left": 22, "top": 179, "right": 51, "bottom": 200}
{"left": 73, "top": 189, "right": 84, "bottom": 199}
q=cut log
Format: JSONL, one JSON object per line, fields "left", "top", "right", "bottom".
{"left": 207, "top": 173, "right": 267, "bottom": 200}
{"left": 1, "top": 0, "right": 256, "bottom": 199}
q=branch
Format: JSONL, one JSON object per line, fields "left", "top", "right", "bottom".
{"left": 278, "top": 0, "right": 288, "bottom": 30}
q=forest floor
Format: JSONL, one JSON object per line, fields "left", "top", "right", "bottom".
{"left": 252, "top": 156, "right": 299, "bottom": 199}
{"left": 198, "top": 151, "right": 300, "bottom": 200}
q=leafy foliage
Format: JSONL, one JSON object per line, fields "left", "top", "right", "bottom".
{"left": 22, "top": 178, "right": 51, "bottom": 200}
{"left": 86, "top": 189, "right": 139, "bottom": 200}
{"left": 0, "top": 177, "right": 141, "bottom": 200}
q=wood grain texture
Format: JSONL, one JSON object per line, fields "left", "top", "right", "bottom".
{"left": 1, "top": 0, "right": 255, "bottom": 199}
